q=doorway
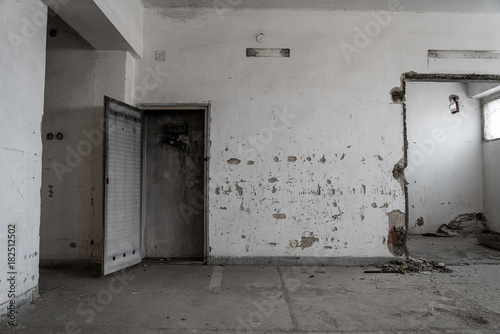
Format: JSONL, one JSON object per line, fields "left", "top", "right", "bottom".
{"left": 102, "top": 98, "right": 210, "bottom": 275}
{"left": 142, "top": 108, "right": 208, "bottom": 261}
{"left": 400, "top": 73, "right": 500, "bottom": 261}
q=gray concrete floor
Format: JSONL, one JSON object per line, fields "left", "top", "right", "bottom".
{"left": 2, "top": 235, "right": 500, "bottom": 333}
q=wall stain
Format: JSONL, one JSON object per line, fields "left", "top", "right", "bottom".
{"left": 319, "top": 155, "right": 326, "bottom": 163}
{"left": 219, "top": 207, "right": 227, "bottom": 210}
{"left": 268, "top": 177, "right": 278, "bottom": 183}
{"left": 340, "top": 153, "right": 345, "bottom": 160}
{"left": 274, "top": 156, "right": 280, "bottom": 162}
{"left": 371, "top": 202, "right": 377, "bottom": 208}
{"left": 227, "top": 158, "right": 241, "bottom": 165}
{"left": 272, "top": 186, "right": 277, "bottom": 193}
{"left": 289, "top": 232, "right": 319, "bottom": 250}
{"left": 361, "top": 214, "right": 365, "bottom": 221}
{"left": 317, "top": 184, "right": 321, "bottom": 195}
{"left": 375, "top": 155, "right": 383, "bottom": 161}
{"left": 273, "top": 213, "right": 286, "bottom": 219}
{"left": 379, "top": 203, "right": 389, "bottom": 209}
{"left": 215, "top": 187, "right": 220, "bottom": 195}
{"left": 326, "top": 179, "right": 331, "bottom": 185}
{"left": 247, "top": 160, "right": 254, "bottom": 165}
{"left": 288, "top": 156, "right": 297, "bottom": 162}
{"left": 235, "top": 183, "right": 243, "bottom": 196}
{"left": 268, "top": 242, "right": 277, "bottom": 247}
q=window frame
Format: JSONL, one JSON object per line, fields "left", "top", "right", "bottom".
{"left": 482, "top": 94, "right": 500, "bottom": 142}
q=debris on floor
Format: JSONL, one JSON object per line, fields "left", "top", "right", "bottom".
{"left": 424, "top": 213, "right": 487, "bottom": 237}
{"left": 365, "top": 258, "right": 453, "bottom": 274}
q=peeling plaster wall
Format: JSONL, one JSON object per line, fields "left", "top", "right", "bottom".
{"left": 40, "top": 14, "right": 134, "bottom": 262}
{"left": 136, "top": 8, "right": 500, "bottom": 260}
{"left": 406, "top": 82, "right": 483, "bottom": 234}
{"left": 483, "top": 140, "right": 500, "bottom": 233}
{"left": 0, "top": 0, "right": 46, "bottom": 312}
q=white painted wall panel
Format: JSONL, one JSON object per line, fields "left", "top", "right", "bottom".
{"left": 0, "top": 0, "right": 47, "bottom": 312}
{"left": 483, "top": 140, "right": 500, "bottom": 233}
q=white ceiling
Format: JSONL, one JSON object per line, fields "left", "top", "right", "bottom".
{"left": 143, "top": 0, "right": 500, "bottom": 13}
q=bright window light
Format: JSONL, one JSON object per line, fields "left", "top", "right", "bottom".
{"left": 483, "top": 98, "right": 500, "bottom": 141}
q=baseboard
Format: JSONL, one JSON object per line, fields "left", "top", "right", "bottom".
{"left": 209, "top": 256, "right": 396, "bottom": 266}
{"left": 39, "top": 260, "right": 101, "bottom": 270}
{"left": 0, "top": 286, "right": 38, "bottom": 316}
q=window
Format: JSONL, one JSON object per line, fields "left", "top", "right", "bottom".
{"left": 483, "top": 98, "right": 500, "bottom": 141}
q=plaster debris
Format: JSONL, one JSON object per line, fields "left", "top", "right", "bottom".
{"left": 426, "top": 213, "right": 487, "bottom": 237}
{"left": 366, "top": 258, "right": 452, "bottom": 274}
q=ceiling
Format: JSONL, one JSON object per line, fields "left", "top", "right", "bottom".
{"left": 142, "top": 0, "right": 500, "bottom": 13}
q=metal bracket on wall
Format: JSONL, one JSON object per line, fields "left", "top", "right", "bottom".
{"left": 246, "top": 48, "right": 290, "bottom": 58}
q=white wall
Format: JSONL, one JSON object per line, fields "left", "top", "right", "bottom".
{"left": 135, "top": 8, "right": 500, "bottom": 261}
{"left": 406, "top": 82, "right": 483, "bottom": 234}
{"left": 0, "top": 0, "right": 47, "bottom": 313}
{"left": 40, "top": 14, "right": 135, "bottom": 262}
{"left": 483, "top": 139, "right": 500, "bottom": 233}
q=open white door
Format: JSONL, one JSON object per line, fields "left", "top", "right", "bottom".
{"left": 102, "top": 96, "right": 143, "bottom": 276}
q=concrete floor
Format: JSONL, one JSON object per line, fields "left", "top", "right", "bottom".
{"left": 2, "top": 235, "right": 500, "bottom": 333}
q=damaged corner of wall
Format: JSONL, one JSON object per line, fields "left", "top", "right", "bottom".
{"left": 387, "top": 210, "right": 407, "bottom": 257}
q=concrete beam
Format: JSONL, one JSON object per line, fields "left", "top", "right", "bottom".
{"left": 42, "top": 0, "right": 143, "bottom": 58}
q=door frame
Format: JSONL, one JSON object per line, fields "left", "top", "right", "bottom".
{"left": 395, "top": 73, "right": 500, "bottom": 245}
{"left": 139, "top": 103, "right": 211, "bottom": 264}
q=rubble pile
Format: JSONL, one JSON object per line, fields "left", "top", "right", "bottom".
{"left": 371, "top": 258, "right": 453, "bottom": 274}
{"left": 436, "top": 213, "right": 486, "bottom": 237}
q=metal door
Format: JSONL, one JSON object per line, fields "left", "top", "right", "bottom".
{"left": 143, "top": 109, "right": 205, "bottom": 260}
{"left": 102, "top": 96, "right": 143, "bottom": 275}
